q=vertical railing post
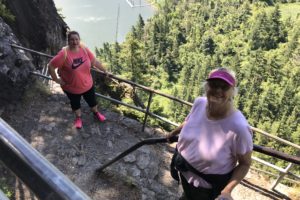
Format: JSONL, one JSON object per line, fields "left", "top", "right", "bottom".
{"left": 41, "top": 59, "right": 47, "bottom": 76}
{"left": 43, "top": 64, "right": 50, "bottom": 85}
{"left": 32, "top": 54, "right": 40, "bottom": 70}
{"left": 142, "top": 91, "right": 153, "bottom": 131}
{"left": 271, "top": 163, "right": 294, "bottom": 190}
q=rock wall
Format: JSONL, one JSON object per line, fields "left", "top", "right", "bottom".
{"left": 0, "top": 17, "right": 34, "bottom": 107}
{"left": 4, "top": 0, "right": 68, "bottom": 54}
{"left": 0, "top": 0, "right": 67, "bottom": 109}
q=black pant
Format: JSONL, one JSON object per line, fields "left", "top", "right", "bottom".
{"left": 64, "top": 86, "right": 97, "bottom": 111}
{"left": 180, "top": 173, "right": 213, "bottom": 200}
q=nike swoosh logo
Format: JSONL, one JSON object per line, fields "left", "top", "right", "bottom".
{"left": 72, "top": 60, "right": 86, "bottom": 69}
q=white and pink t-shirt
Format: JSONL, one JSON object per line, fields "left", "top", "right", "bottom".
{"left": 177, "top": 97, "right": 253, "bottom": 188}
{"left": 49, "top": 46, "right": 95, "bottom": 94}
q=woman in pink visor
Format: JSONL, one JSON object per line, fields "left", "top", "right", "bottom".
{"left": 168, "top": 68, "right": 253, "bottom": 200}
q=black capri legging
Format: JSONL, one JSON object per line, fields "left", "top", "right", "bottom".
{"left": 64, "top": 86, "right": 97, "bottom": 111}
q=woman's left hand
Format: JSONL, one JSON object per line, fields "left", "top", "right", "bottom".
{"left": 215, "top": 192, "right": 233, "bottom": 200}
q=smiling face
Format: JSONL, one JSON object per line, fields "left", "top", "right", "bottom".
{"left": 206, "top": 79, "right": 234, "bottom": 106}
{"left": 68, "top": 33, "right": 80, "bottom": 49}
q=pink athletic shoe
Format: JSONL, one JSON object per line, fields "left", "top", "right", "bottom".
{"left": 74, "top": 117, "right": 82, "bottom": 129}
{"left": 94, "top": 112, "right": 106, "bottom": 122}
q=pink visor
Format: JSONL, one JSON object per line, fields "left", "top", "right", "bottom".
{"left": 207, "top": 70, "right": 236, "bottom": 86}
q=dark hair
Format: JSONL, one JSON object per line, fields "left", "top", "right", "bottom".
{"left": 67, "top": 31, "right": 80, "bottom": 41}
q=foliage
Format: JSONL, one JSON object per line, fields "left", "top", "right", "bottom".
{"left": 0, "top": 181, "right": 13, "bottom": 198}
{"left": 0, "top": 0, "right": 15, "bottom": 22}
{"left": 56, "top": 7, "right": 66, "bottom": 19}
{"left": 0, "top": 164, "right": 14, "bottom": 198}
{"left": 96, "top": 0, "right": 300, "bottom": 173}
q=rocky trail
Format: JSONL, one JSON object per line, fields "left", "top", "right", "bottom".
{"left": 0, "top": 81, "right": 297, "bottom": 200}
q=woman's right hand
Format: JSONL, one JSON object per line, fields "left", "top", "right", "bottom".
{"left": 166, "top": 122, "right": 185, "bottom": 143}
{"left": 166, "top": 132, "right": 174, "bottom": 143}
{"left": 166, "top": 133, "right": 179, "bottom": 143}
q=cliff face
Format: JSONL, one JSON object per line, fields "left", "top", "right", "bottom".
{"left": 0, "top": 17, "right": 34, "bottom": 108}
{"left": 0, "top": 0, "right": 67, "bottom": 109}
{"left": 4, "top": 0, "right": 67, "bottom": 53}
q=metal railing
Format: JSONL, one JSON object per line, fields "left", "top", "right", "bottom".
{"left": 91, "top": 68, "right": 192, "bottom": 129}
{"left": 250, "top": 127, "right": 300, "bottom": 190}
{"left": 0, "top": 118, "right": 92, "bottom": 200}
{"left": 11, "top": 44, "right": 300, "bottom": 193}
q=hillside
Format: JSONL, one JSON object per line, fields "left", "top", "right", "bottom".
{"left": 96, "top": 0, "right": 300, "bottom": 176}
{"left": 0, "top": 0, "right": 299, "bottom": 199}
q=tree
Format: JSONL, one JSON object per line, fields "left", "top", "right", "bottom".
{"left": 249, "top": 11, "right": 273, "bottom": 50}
{"left": 136, "top": 14, "right": 145, "bottom": 40}
{"left": 95, "top": 1, "right": 300, "bottom": 171}
{"left": 119, "top": 33, "right": 145, "bottom": 83}
{"left": 201, "top": 34, "right": 216, "bottom": 55}
{"left": 269, "top": 4, "right": 287, "bottom": 47}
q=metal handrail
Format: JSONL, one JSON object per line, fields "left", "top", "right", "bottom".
{"left": 251, "top": 126, "right": 300, "bottom": 151}
{"left": 10, "top": 43, "right": 192, "bottom": 107}
{"left": 40, "top": 68, "right": 300, "bottom": 164}
{"left": 30, "top": 71, "right": 300, "bottom": 186}
{"left": 250, "top": 167, "right": 300, "bottom": 184}
{"left": 10, "top": 44, "right": 53, "bottom": 58}
{"left": 29, "top": 71, "right": 179, "bottom": 127}
{"left": 92, "top": 69, "right": 192, "bottom": 106}
{"left": 96, "top": 136, "right": 300, "bottom": 172}
{"left": 252, "top": 157, "right": 300, "bottom": 185}
{"left": 0, "top": 118, "right": 91, "bottom": 200}
{"left": 12, "top": 44, "right": 300, "bottom": 191}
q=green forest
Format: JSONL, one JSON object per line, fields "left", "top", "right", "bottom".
{"left": 96, "top": 0, "right": 300, "bottom": 177}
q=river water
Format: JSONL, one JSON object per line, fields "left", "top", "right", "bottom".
{"left": 54, "top": 0, "right": 155, "bottom": 50}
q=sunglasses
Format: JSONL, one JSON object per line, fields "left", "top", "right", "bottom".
{"left": 208, "top": 80, "right": 231, "bottom": 91}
